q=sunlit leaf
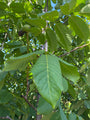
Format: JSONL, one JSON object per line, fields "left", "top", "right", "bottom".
{"left": 32, "top": 55, "right": 62, "bottom": 108}
{"left": 46, "top": 29, "right": 58, "bottom": 51}
{"left": 69, "top": 16, "right": 89, "bottom": 41}
{"left": 55, "top": 22, "right": 72, "bottom": 51}
{"left": 59, "top": 58, "right": 80, "bottom": 82}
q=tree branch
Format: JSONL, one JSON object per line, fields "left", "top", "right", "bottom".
{"left": 25, "top": 32, "right": 30, "bottom": 99}
{"left": 0, "top": 116, "right": 12, "bottom": 120}
{"left": 59, "top": 43, "right": 90, "bottom": 57}
{"left": 21, "top": 95, "right": 37, "bottom": 111}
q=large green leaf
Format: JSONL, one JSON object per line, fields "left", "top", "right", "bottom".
{"left": 80, "top": 4, "right": 90, "bottom": 16}
{"left": 55, "top": 22, "right": 72, "bottom": 51}
{"left": 69, "top": 16, "right": 89, "bottom": 41}
{"left": 59, "top": 58, "right": 80, "bottom": 82}
{"left": 46, "top": 29, "right": 58, "bottom": 52}
{"left": 3, "top": 50, "right": 44, "bottom": 72}
{"left": 31, "top": 55, "right": 62, "bottom": 108}
{"left": 42, "top": 10, "right": 59, "bottom": 22}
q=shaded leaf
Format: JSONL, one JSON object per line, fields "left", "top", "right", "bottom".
{"left": 68, "top": 113, "right": 77, "bottom": 120}
{"left": 0, "top": 105, "right": 10, "bottom": 117}
{"left": 0, "top": 89, "right": 12, "bottom": 104}
{"left": 59, "top": 104, "right": 67, "bottom": 120}
{"left": 84, "top": 100, "right": 90, "bottom": 109}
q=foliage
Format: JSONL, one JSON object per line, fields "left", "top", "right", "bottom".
{"left": 0, "top": 0, "right": 90, "bottom": 120}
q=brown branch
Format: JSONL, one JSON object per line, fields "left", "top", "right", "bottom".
{"left": 0, "top": 116, "right": 12, "bottom": 120}
{"left": 21, "top": 95, "right": 37, "bottom": 111}
{"left": 59, "top": 43, "right": 90, "bottom": 57}
{"left": 26, "top": 32, "right": 30, "bottom": 99}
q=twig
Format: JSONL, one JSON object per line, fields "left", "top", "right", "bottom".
{"left": 59, "top": 43, "right": 90, "bottom": 57}
{"left": 21, "top": 95, "right": 37, "bottom": 111}
{"left": 45, "top": 0, "right": 49, "bottom": 52}
{"left": 0, "top": 116, "right": 12, "bottom": 120}
{"left": 26, "top": 32, "right": 30, "bottom": 99}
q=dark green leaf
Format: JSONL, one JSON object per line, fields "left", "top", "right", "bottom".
{"left": 0, "top": 89, "right": 12, "bottom": 104}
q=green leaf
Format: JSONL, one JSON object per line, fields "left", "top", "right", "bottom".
{"left": 0, "top": 89, "right": 12, "bottom": 104}
{"left": 59, "top": 58, "right": 80, "bottom": 82}
{"left": 46, "top": 29, "right": 58, "bottom": 52}
{"left": 25, "top": 18, "right": 46, "bottom": 28}
{"left": 3, "top": 50, "right": 44, "bottom": 72}
{"left": 80, "top": 4, "right": 90, "bottom": 16}
{"left": 42, "top": 10, "right": 59, "bottom": 22}
{"left": 84, "top": 100, "right": 90, "bottom": 109}
{"left": 0, "top": 105, "right": 10, "bottom": 117}
{"left": 32, "top": 55, "right": 62, "bottom": 108}
{"left": 61, "top": 77, "right": 68, "bottom": 92}
{"left": 68, "top": 113, "right": 77, "bottom": 120}
{"left": 69, "top": 16, "right": 89, "bottom": 41}
{"left": 37, "top": 97, "right": 53, "bottom": 115}
{"left": 60, "top": 0, "right": 76, "bottom": 15}
{"left": 55, "top": 22, "right": 72, "bottom": 51}
{"left": 59, "top": 104, "right": 67, "bottom": 120}
{"left": 50, "top": 111, "right": 61, "bottom": 120}
{"left": 76, "top": 0, "right": 86, "bottom": 6}
{"left": 10, "top": 2, "right": 25, "bottom": 14}
{"left": 29, "top": 27, "right": 41, "bottom": 36}
{"left": 0, "top": 71, "right": 8, "bottom": 81}
{"left": 87, "top": 68, "right": 90, "bottom": 86}
{"left": 0, "top": 8, "right": 6, "bottom": 16}
{"left": 0, "top": 2, "right": 8, "bottom": 10}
